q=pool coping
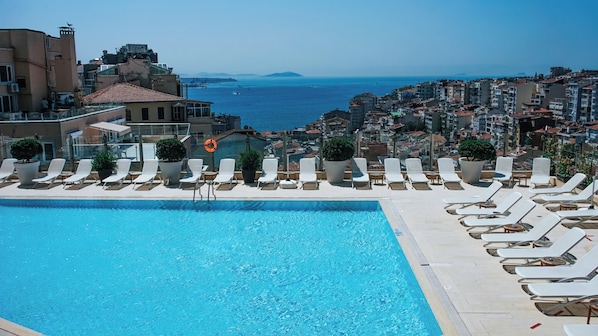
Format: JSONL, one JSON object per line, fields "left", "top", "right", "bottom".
{"left": 1, "top": 179, "right": 594, "bottom": 335}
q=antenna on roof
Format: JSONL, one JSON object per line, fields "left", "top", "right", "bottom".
{"left": 67, "top": 22, "right": 73, "bottom": 27}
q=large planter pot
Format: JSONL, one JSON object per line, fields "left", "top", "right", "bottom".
{"left": 459, "top": 158, "right": 485, "bottom": 184}
{"left": 159, "top": 160, "right": 183, "bottom": 185}
{"left": 14, "top": 161, "right": 40, "bottom": 185}
{"left": 97, "top": 169, "right": 113, "bottom": 181}
{"left": 242, "top": 169, "right": 256, "bottom": 184}
{"left": 324, "top": 159, "right": 349, "bottom": 184}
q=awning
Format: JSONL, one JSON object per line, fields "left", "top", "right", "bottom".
{"left": 68, "top": 130, "right": 83, "bottom": 138}
{"left": 89, "top": 122, "right": 131, "bottom": 136}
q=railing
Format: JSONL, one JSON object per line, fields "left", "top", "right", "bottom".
{"left": 0, "top": 104, "right": 123, "bottom": 121}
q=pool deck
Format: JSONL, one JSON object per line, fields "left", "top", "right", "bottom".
{"left": 1, "top": 177, "right": 596, "bottom": 335}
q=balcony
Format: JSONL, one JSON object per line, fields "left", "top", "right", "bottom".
{"left": 0, "top": 104, "right": 123, "bottom": 121}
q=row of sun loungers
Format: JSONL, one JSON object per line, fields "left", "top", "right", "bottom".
{"left": 6, "top": 152, "right": 553, "bottom": 191}
{"left": 444, "top": 176, "right": 598, "bottom": 335}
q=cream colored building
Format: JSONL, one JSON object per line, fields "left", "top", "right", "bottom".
{"left": 0, "top": 26, "right": 130, "bottom": 164}
{"left": 82, "top": 83, "right": 214, "bottom": 137}
{"left": 0, "top": 26, "right": 80, "bottom": 114}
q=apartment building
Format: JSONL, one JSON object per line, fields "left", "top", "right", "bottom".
{"left": 0, "top": 26, "right": 80, "bottom": 114}
{"left": 415, "top": 81, "right": 436, "bottom": 100}
{"left": 0, "top": 26, "right": 129, "bottom": 163}
{"left": 504, "top": 80, "right": 535, "bottom": 114}
{"left": 467, "top": 79, "right": 490, "bottom": 105}
{"left": 348, "top": 93, "right": 376, "bottom": 132}
{"left": 530, "top": 78, "right": 566, "bottom": 109}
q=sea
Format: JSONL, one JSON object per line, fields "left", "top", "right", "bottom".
{"left": 184, "top": 76, "right": 484, "bottom": 132}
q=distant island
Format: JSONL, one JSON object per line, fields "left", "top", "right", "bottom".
{"left": 180, "top": 77, "right": 237, "bottom": 87}
{"left": 263, "top": 72, "right": 302, "bottom": 78}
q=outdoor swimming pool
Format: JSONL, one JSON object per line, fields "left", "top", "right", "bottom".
{"left": 0, "top": 199, "right": 442, "bottom": 335}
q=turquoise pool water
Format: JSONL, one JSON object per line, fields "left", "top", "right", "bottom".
{"left": 0, "top": 200, "right": 442, "bottom": 335}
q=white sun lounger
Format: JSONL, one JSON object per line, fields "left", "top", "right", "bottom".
{"left": 443, "top": 181, "right": 502, "bottom": 210}
{"left": 564, "top": 324, "right": 598, "bottom": 336}
{"left": 556, "top": 207, "right": 598, "bottom": 226}
{"left": 480, "top": 212, "right": 561, "bottom": 247}
{"left": 298, "top": 157, "right": 318, "bottom": 189}
{"left": 515, "top": 244, "right": 598, "bottom": 282}
{"left": 455, "top": 191, "right": 522, "bottom": 219}
{"left": 179, "top": 159, "right": 205, "bottom": 188}
{"left": 132, "top": 159, "right": 160, "bottom": 190}
{"left": 526, "top": 272, "right": 598, "bottom": 314}
{"left": 437, "top": 158, "right": 461, "bottom": 187}
{"left": 351, "top": 158, "right": 370, "bottom": 188}
{"left": 496, "top": 227, "right": 586, "bottom": 264}
{"left": 405, "top": 158, "right": 430, "bottom": 188}
{"left": 539, "top": 181, "right": 598, "bottom": 205}
{"left": 257, "top": 158, "right": 279, "bottom": 188}
{"left": 62, "top": 159, "right": 94, "bottom": 188}
{"left": 0, "top": 158, "right": 17, "bottom": 183}
{"left": 383, "top": 158, "right": 405, "bottom": 188}
{"left": 32, "top": 158, "right": 66, "bottom": 187}
{"left": 102, "top": 158, "right": 131, "bottom": 189}
{"left": 461, "top": 199, "right": 536, "bottom": 233}
{"left": 529, "top": 172, "right": 586, "bottom": 197}
{"left": 530, "top": 157, "right": 551, "bottom": 187}
{"left": 213, "top": 158, "right": 236, "bottom": 187}
{"left": 493, "top": 156, "right": 513, "bottom": 186}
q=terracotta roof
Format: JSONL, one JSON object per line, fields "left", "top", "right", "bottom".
{"left": 454, "top": 110, "right": 473, "bottom": 117}
{"left": 83, "top": 83, "right": 184, "bottom": 104}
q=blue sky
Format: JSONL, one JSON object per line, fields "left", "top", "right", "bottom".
{"left": 5, "top": 0, "right": 598, "bottom": 77}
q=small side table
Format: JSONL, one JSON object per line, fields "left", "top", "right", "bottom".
{"left": 203, "top": 172, "right": 217, "bottom": 182}
{"left": 369, "top": 172, "right": 385, "bottom": 185}
{"left": 540, "top": 256, "right": 567, "bottom": 266}
{"left": 587, "top": 299, "right": 598, "bottom": 324}
{"left": 512, "top": 174, "right": 528, "bottom": 187}
{"left": 559, "top": 202, "right": 579, "bottom": 211}
{"left": 128, "top": 171, "right": 142, "bottom": 182}
{"left": 425, "top": 172, "right": 441, "bottom": 185}
{"left": 503, "top": 224, "right": 525, "bottom": 233}
{"left": 478, "top": 201, "right": 496, "bottom": 209}
{"left": 532, "top": 239, "right": 553, "bottom": 248}
{"left": 59, "top": 172, "right": 74, "bottom": 182}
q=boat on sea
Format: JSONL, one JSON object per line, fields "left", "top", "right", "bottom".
{"left": 232, "top": 91, "right": 240, "bottom": 95}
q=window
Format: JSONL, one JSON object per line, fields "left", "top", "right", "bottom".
{"left": 125, "top": 109, "right": 132, "bottom": 121}
{"left": 186, "top": 102, "right": 212, "bottom": 118}
{"left": 0, "top": 95, "right": 15, "bottom": 113}
{"left": 43, "top": 143, "right": 55, "bottom": 161}
{"left": 157, "top": 107, "right": 164, "bottom": 119}
{"left": 172, "top": 108, "right": 181, "bottom": 121}
{"left": 141, "top": 107, "right": 149, "bottom": 120}
{"left": 0, "top": 65, "right": 14, "bottom": 83}
{"left": 16, "top": 77, "right": 26, "bottom": 89}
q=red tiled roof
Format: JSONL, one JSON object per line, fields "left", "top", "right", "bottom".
{"left": 83, "top": 83, "right": 184, "bottom": 104}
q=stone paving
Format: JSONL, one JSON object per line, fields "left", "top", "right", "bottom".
{"left": 0, "top": 176, "right": 596, "bottom": 335}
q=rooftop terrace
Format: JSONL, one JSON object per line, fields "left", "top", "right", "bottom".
{"left": 0, "top": 174, "right": 596, "bottom": 335}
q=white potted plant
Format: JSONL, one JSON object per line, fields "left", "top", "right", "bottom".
{"left": 322, "top": 137, "right": 354, "bottom": 183}
{"left": 155, "top": 137, "right": 187, "bottom": 185}
{"left": 10, "top": 138, "right": 43, "bottom": 185}
{"left": 458, "top": 138, "right": 496, "bottom": 184}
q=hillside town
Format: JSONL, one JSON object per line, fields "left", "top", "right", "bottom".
{"left": 1, "top": 26, "right": 597, "bottom": 176}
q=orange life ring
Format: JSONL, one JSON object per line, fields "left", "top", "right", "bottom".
{"left": 204, "top": 138, "right": 217, "bottom": 153}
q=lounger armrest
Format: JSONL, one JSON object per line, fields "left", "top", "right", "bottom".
{"left": 555, "top": 276, "right": 592, "bottom": 283}
{"left": 508, "top": 240, "right": 534, "bottom": 247}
